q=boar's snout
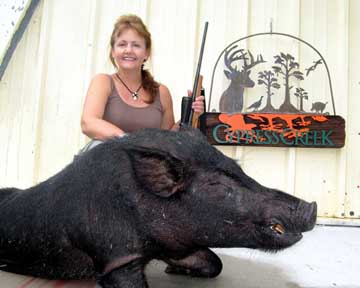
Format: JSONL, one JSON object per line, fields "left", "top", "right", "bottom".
{"left": 298, "top": 201, "right": 317, "bottom": 232}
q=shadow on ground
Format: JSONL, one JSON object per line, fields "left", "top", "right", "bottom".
{"left": 1, "top": 253, "right": 357, "bottom": 288}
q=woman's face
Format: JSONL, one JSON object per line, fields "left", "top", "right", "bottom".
{"left": 112, "top": 28, "right": 149, "bottom": 72}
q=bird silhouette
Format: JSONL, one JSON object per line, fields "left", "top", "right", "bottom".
{"left": 247, "top": 96, "right": 264, "bottom": 112}
{"left": 305, "top": 59, "right": 323, "bottom": 76}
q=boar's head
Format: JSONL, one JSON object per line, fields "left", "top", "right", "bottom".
{"left": 92, "top": 128, "right": 316, "bottom": 253}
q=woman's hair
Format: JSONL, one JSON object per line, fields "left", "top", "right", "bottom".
{"left": 109, "top": 14, "right": 159, "bottom": 103}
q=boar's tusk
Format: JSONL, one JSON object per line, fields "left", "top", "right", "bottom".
{"left": 270, "top": 223, "right": 285, "bottom": 235}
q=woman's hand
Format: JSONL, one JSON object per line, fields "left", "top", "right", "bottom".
{"left": 187, "top": 90, "right": 205, "bottom": 114}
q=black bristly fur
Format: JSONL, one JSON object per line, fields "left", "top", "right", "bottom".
{"left": 0, "top": 127, "right": 316, "bottom": 288}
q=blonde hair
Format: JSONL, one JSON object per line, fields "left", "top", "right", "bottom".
{"left": 109, "top": 14, "right": 159, "bottom": 102}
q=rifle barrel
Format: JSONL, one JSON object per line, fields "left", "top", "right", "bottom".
{"left": 188, "top": 22, "right": 208, "bottom": 124}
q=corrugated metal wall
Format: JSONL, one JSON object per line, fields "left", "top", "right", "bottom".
{"left": 0, "top": 0, "right": 359, "bottom": 222}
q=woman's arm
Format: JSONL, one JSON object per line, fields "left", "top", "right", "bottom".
{"left": 81, "top": 74, "right": 126, "bottom": 140}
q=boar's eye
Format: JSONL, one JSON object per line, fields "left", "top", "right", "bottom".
{"left": 207, "top": 181, "right": 233, "bottom": 191}
{"left": 206, "top": 182, "right": 235, "bottom": 200}
{"left": 196, "top": 171, "right": 238, "bottom": 200}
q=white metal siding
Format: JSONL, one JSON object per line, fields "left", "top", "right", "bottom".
{"left": 0, "top": 0, "right": 359, "bottom": 221}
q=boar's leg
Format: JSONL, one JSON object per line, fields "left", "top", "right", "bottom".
{"left": 97, "top": 262, "right": 149, "bottom": 288}
{"left": 0, "top": 247, "right": 95, "bottom": 280}
{"left": 163, "top": 248, "right": 222, "bottom": 278}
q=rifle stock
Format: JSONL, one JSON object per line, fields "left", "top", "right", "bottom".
{"left": 191, "top": 75, "right": 203, "bottom": 128}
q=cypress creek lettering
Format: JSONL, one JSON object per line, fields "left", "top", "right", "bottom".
{"left": 212, "top": 124, "right": 334, "bottom": 146}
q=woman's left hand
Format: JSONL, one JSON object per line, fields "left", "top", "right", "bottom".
{"left": 187, "top": 90, "right": 205, "bottom": 114}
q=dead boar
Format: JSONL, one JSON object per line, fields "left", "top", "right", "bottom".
{"left": 0, "top": 128, "right": 317, "bottom": 288}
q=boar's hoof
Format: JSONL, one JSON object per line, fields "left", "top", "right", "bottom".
{"left": 164, "top": 249, "right": 223, "bottom": 278}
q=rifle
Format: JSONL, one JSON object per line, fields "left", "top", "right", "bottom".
{"left": 180, "top": 22, "right": 208, "bottom": 128}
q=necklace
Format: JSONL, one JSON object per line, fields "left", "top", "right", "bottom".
{"left": 115, "top": 73, "right": 142, "bottom": 101}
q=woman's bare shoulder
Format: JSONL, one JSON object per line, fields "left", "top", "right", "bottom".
{"left": 157, "top": 83, "right": 174, "bottom": 114}
{"left": 88, "top": 73, "right": 113, "bottom": 92}
{"left": 158, "top": 83, "right": 171, "bottom": 98}
{"left": 92, "top": 73, "right": 112, "bottom": 83}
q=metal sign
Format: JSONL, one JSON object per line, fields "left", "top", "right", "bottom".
{"left": 201, "top": 31, "right": 345, "bottom": 148}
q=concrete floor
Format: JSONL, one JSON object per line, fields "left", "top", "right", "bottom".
{"left": 0, "top": 225, "right": 359, "bottom": 288}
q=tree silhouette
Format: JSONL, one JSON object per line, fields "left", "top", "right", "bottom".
{"left": 294, "top": 87, "right": 308, "bottom": 112}
{"left": 257, "top": 70, "right": 281, "bottom": 112}
{"left": 272, "top": 52, "right": 304, "bottom": 113}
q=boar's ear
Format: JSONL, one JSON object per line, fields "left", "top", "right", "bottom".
{"left": 125, "top": 146, "right": 189, "bottom": 198}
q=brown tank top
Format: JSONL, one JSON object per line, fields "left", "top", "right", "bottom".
{"left": 103, "top": 76, "right": 163, "bottom": 133}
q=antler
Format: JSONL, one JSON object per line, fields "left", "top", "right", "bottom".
{"left": 243, "top": 51, "right": 266, "bottom": 71}
{"left": 224, "top": 45, "right": 246, "bottom": 73}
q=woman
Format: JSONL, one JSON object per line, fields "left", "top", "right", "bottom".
{"left": 81, "top": 14, "right": 204, "bottom": 142}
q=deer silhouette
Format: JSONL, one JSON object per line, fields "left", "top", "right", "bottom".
{"left": 219, "top": 45, "right": 266, "bottom": 113}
